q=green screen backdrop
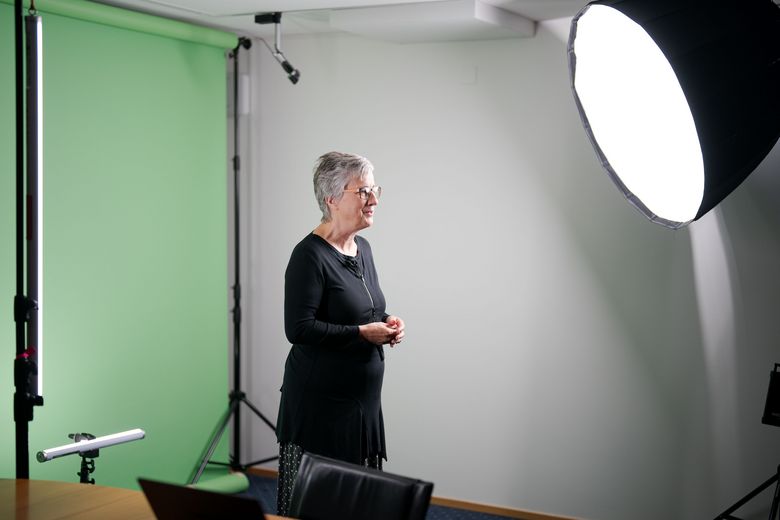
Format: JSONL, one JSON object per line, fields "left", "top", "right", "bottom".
{"left": 1, "top": 0, "right": 235, "bottom": 488}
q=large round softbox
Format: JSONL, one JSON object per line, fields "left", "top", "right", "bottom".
{"left": 569, "top": 0, "right": 780, "bottom": 229}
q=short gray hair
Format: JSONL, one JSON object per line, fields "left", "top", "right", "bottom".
{"left": 313, "top": 151, "right": 374, "bottom": 222}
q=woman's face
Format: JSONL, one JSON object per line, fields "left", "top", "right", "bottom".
{"left": 331, "top": 172, "right": 379, "bottom": 232}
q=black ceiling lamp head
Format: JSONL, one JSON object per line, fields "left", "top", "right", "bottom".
{"left": 568, "top": 0, "right": 780, "bottom": 229}
{"left": 255, "top": 12, "right": 300, "bottom": 85}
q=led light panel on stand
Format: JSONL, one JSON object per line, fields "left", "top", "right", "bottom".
{"left": 568, "top": 0, "right": 780, "bottom": 229}
{"left": 26, "top": 13, "right": 44, "bottom": 397}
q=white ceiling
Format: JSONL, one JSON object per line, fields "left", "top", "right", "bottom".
{"left": 90, "top": 0, "right": 589, "bottom": 42}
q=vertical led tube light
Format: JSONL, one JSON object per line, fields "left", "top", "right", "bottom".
{"left": 26, "top": 14, "right": 43, "bottom": 398}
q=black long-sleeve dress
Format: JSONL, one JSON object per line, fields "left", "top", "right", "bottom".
{"left": 276, "top": 232, "right": 389, "bottom": 465}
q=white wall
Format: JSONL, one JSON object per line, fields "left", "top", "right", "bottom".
{"left": 233, "top": 21, "right": 780, "bottom": 520}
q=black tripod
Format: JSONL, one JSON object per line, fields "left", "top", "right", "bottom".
{"left": 714, "top": 465, "right": 780, "bottom": 520}
{"left": 190, "top": 37, "right": 277, "bottom": 484}
{"left": 715, "top": 364, "right": 780, "bottom": 519}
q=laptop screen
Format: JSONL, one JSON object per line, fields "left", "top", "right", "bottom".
{"left": 138, "top": 478, "right": 267, "bottom": 520}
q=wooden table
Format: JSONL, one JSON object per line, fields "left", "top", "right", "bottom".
{"left": 0, "top": 479, "right": 286, "bottom": 520}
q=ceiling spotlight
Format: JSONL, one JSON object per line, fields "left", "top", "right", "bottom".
{"left": 569, "top": 0, "right": 780, "bottom": 229}
{"left": 255, "top": 12, "right": 300, "bottom": 85}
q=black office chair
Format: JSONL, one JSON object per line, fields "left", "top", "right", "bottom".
{"left": 288, "top": 453, "right": 434, "bottom": 520}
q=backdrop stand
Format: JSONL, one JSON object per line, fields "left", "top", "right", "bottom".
{"left": 190, "top": 37, "right": 277, "bottom": 484}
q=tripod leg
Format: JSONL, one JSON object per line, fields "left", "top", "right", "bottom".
{"left": 240, "top": 395, "right": 277, "bottom": 432}
{"left": 231, "top": 396, "right": 279, "bottom": 469}
{"left": 715, "top": 472, "right": 779, "bottom": 520}
{"left": 769, "top": 466, "right": 780, "bottom": 520}
{"left": 190, "top": 399, "right": 238, "bottom": 484}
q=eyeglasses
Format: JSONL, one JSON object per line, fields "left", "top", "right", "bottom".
{"left": 344, "top": 185, "right": 382, "bottom": 200}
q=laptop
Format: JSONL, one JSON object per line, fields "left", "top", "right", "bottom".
{"left": 138, "top": 478, "right": 268, "bottom": 520}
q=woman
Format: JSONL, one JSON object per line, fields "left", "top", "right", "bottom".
{"left": 275, "top": 151, "right": 405, "bottom": 516}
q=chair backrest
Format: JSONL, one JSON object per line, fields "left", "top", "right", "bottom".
{"left": 288, "top": 453, "right": 434, "bottom": 520}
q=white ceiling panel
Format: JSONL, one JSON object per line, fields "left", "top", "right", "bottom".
{"left": 330, "top": 0, "right": 535, "bottom": 43}
{"left": 123, "top": 0, "right": 451, "bottom": 17}
{"left": 91, "top": 0, "right": 587, "bottom": 40}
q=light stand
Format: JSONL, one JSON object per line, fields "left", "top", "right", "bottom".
{"left": 568, "top": 1, "right": 779, "bottom": 518}
{"left": 714, "top": 364, "right": 780, "bottom": 520}
{"left": 13, "top": 0, "right": 45, "bottom": 480}
{"left": 190, "top": 37, "right": 277, "bottom": 484}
